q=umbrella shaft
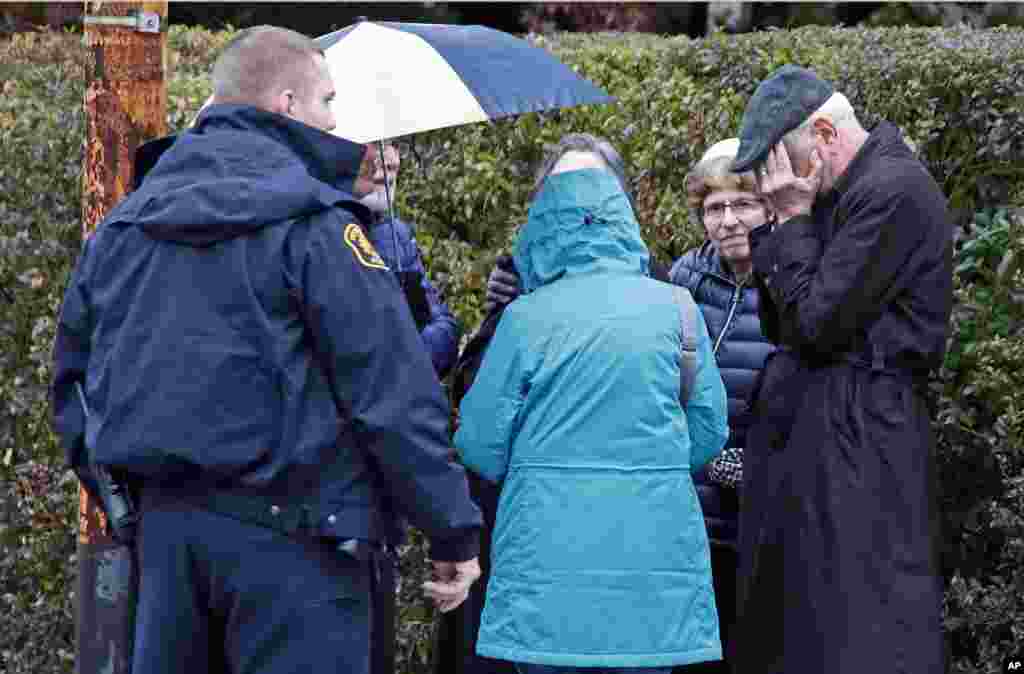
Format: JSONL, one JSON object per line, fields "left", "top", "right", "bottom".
{"left": 377, "top": 139, "right": 402, "bottom": 276}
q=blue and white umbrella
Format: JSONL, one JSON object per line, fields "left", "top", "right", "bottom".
{"left": 314, "top": 20, "right": 614, "bottom": 279}
{"left": 314, "top": 21, "right": 614, "bottom": 143}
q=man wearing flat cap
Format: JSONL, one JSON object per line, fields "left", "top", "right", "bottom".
{"left": 730, "top": 64, "right": 950, "bottom": 674}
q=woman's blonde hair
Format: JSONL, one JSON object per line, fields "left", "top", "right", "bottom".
{"left": 683, "top": 139, "right": 760, "bottom": 212}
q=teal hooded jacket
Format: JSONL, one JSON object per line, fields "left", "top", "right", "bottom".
{"left": 454, "top": 168, "right": 729, "bottom": 667}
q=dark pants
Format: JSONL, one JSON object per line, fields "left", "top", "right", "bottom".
{"left": 132, "top": 494, "right": 372, "bottom": 674}
{"left": 517, "top": 665, "right": 673, "bottom": 674}
{"left": 371, "top": 550, "right": 398, "bottom": 674}
{"left": 432, "top": 472, "right": 516, "bottom": 674}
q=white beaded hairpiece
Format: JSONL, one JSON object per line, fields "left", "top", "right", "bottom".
{"left": 698, "top": 137, "right": 741, "bottom": 165}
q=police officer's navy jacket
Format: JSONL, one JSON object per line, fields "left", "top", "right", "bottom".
{"left": 51, "top": 105, "right": 481, "bottom": 561}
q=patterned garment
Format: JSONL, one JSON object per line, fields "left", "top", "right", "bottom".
{"left": 707, "top": 448, "right": 743, "bottom": 488}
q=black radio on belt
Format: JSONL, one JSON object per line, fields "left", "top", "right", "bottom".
{"left": 75, "top": 382, "right": 138, "bottom": 545}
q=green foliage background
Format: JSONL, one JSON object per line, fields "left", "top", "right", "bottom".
{"left": 1, "top": 24, "right": 1022, "bottom": 674}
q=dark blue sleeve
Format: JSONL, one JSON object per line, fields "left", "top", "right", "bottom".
{"left": 51, "top": 238, "right": 101, "bottom": 498}
{"left": 299, "top": 210, "right": 481, "bottom": 561}
{"left": 371, "top": 218, "right": 461, "bottom": 377}
{"left": 408, "top": 238, "right": 461, "bottom": 378}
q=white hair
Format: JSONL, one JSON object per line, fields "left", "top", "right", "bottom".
{"left": 550, "top": 150, "right": 610, "bottom": 175}
{"left": 782, "top": 92, "right": 861, "bottom": 153}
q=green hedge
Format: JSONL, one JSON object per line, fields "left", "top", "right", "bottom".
{"left": 1, "top": 25, "right": 1022, "bottom": 674}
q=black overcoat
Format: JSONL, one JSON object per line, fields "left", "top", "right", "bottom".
{"left": 734, "top": 122, "right": 952, "bottom": 674}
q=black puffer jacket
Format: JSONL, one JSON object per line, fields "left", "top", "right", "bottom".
{"left": 670, "top": 242, "right": 775, "bottom": 545}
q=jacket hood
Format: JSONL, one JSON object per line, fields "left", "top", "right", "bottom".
{"left": 513, "top": 168, "right": 650, "bottom": 293}
{"left": 111, "top": 104, "right": 370, "bottom": 246}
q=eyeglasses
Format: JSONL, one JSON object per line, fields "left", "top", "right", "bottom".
{"left": 702, "top": 198, "right": 763, "bottom": 226}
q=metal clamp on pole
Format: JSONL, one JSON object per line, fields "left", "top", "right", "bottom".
{"left": 83, "top": 11, "right": 161, "bottom": 33}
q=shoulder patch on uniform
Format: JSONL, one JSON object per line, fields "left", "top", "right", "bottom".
{"left": 343, "top": 223, "right": 389, "bottom": 270}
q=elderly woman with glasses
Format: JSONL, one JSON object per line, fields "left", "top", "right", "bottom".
{"left": 668, "top": 138, "right": 777, "bottom": 674}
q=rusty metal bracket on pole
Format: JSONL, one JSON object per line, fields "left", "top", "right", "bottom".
{"left": 83, "top": 11, "right": 162, "bottom": 33}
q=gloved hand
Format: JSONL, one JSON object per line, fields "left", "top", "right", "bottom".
{"left": 483, "top": 266, "right": 521, "bottom": 314}
{"left": 422, "top": 557, "right": 481, "bottom": 613}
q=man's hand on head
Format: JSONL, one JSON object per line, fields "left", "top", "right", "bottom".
{"left": 757, "top": 142, "right": 823, "bottom": 224}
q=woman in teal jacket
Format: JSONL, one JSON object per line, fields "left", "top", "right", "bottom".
{"left": 454, "top": 134, "right": 729, "bottom": 674}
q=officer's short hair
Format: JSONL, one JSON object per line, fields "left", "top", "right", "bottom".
{"left": 532, "top": 133, "right": 635, "bottom": 212}
{"left": 212, "top": 26, "right": 323, "bottom": 107}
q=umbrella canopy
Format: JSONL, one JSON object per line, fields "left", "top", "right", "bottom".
{"left": 314, "top": 21, "right": 614, "bottom": 143}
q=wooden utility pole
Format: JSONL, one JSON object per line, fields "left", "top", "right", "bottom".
{"left": 81, "top": 2, "right": 166, "bottom": 672}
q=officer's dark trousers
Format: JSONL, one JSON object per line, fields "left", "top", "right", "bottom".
{"left": 132, "top": 493, "right": 372, "bottom": 674}
{"left": 432, "top": 471, "right": 515, "bottom": 674}
{"left": 370, "top": 552, "right": 397, "bottom": 674}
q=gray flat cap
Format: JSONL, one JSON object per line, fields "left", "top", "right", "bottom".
{"left": 731, "top": 65, "right": 834, "bottom": 173}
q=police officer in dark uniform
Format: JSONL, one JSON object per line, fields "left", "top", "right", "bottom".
{"left": 52, "top": 26, "right": 481, "bottom": 674}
